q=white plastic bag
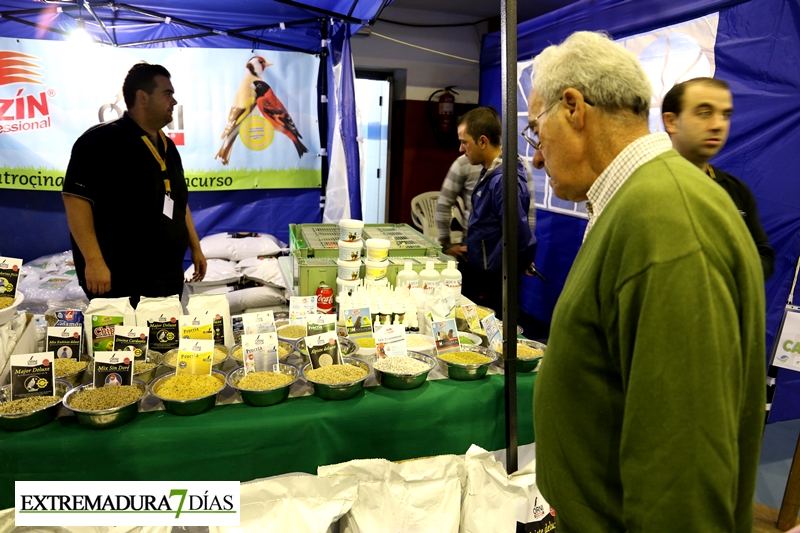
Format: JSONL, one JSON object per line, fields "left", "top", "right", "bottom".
{"left": 238, "top": 256, "right": 285, "bottom": 288}
{"left": 226, "top": 286, "right": 287, "bottom": 314}
{"left": 185, "top": 259, "right": 241, "bottom": 286}
{"left": 201, "top": 232, "right": 287, "bottom": 261}
{"left": 186, "top": 293, "right": 235, "bottom": 348}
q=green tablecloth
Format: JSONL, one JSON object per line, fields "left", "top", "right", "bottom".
{"left": 0, "top": 373, "right": 535, "bottom": 510}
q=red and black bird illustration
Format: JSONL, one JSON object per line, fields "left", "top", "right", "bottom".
{"left": 216, "top": 56, "right": 272, "bottom": 165}
{"left": 252, "top": 79, "right": 308, "bottom": 158}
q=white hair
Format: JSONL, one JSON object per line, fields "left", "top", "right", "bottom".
{"left": 532, "top": 31, "right": 652, "bottom": 120}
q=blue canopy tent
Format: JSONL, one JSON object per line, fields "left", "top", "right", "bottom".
{"left": 480, "top": 0, "right": 800, "bottom": 421}
{"left": 0, "top": 0, "right": 385, "bottom": 259}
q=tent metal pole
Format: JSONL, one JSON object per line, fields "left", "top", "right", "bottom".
{"left": 0, "top": 13, "right": 70, "bottom": 37}
{"left": 501, "top": 0, "right": 519, "bottom": 474}
{"left": 83, "top": 2, "right": 116, "bottom": 46}
{"left": 319, "top": 18, "right": 330, "bottom": 215}
{"left": 274, "top": 0, "right": 363, "bottom": 25}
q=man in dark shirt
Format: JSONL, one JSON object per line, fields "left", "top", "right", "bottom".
{"left": 662, "top": 77, "right": 774, "bottom": 279}
{"left": 62, "top": 63, "right": 206, "bottom": 306}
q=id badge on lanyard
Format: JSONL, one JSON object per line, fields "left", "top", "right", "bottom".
{"left": 141, "top": 132, "right": 173, "bottom": 219}
{"left": 770, "top": 256, "right": 800, "bottom": 371}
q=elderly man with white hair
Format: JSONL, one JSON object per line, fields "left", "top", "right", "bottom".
{"left": 528, "top": 32, "right": 765, "bottom": 533}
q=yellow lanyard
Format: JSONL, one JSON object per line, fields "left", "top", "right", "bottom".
{"left": 141, "top": 131, "right": 171, "bottom": 195}
{"left": 707, "top": 166, "right": 716, "bottom": 179}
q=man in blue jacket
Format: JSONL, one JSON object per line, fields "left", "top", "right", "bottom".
{"left": 457, "top": 107, "right": 537, "bottom": 317}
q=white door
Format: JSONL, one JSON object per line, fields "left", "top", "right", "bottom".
{"left": 354, "top": 77, "right": 390, "bottom": 224}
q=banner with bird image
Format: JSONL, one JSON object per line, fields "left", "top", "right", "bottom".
{"left": 0, "top": 37, "right": 321, "bottom": 192}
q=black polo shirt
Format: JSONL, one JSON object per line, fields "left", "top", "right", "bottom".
{"left": 63, "top": 112, "right": 190, "bottom": 300}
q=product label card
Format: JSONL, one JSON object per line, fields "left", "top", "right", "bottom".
{"left": 113, "top": 326, "right": 149, "bottom": 362}
{"left": 46, "top": 327, "right": 82, "bottom": 360}
{"left": 54, "top": 309, "right": 84, "bottom": 327}
{"left": 0, "top": 256, "right": 22, "bottom": 301}
{"left": 176, "top": 339, "right": 215, "bottom": 376}
{"left": 10, "top": 353, "right": 55, "bottom": 400}
{"left": 93, "top": 351, "right": 133, "bottom": 387}
{"left": 231, "top": 314, "right": 244, "bottom": 344}
{"left": 91, "top": 315, "right": 124, "bottom": 352}
{"left": 241, "top": 333, "right": 279, "bottom": 374}
{"left": 147, "top": 314, "right": 179, "bottom": 351}
{"left": 432, "top": 318, "right": 461, "bottom": 355}
{"left": 343, "top": 307, "right": 373, "bottom": 338}
{"left": 289, "top": 296, "right": 317, "bottom": 324}
{"left": 180, "top": 316, "right": 214, "bottom": 341}
{"left": 242, "top": 311, "right": 276, "bottom": 334}
{"left": 305, "top": 332, "right": 341, "bottom": 369}
{"left": 373, "top": 324, "right": 407, "bottom": 359}
{"left": 482, "top": 314, "right": 503, "bottom": 353}
{"left": 211, "top": 313, "right": 225, "bottom": 346}
{"left": 461, "top": 304, "right": 481, "bottom": 332}
{"left": 306, "top": 313, "right": 336, "bottom": 336}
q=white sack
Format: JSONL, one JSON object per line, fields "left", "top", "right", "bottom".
{"left": 200, "top": 233, "right": 287, "bottom": 261}
{"left": 185, "top": 259, "right": 241, "bottom": 285}
{"left": 237, "top": 257, "right": 285, "bottom": 288}
{"left": 226, "top": 286, "right": 286, "bottom": 314}
{"left": 186, "top": 293, "right": 234, "bottom": 348}
{"left": 318, "top": 455, "right": 465, "bottom": 533}
{"left": 83, "top": 297, "right": 135, "bottom": 357}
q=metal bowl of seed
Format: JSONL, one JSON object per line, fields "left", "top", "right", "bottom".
{"left": 454, "top": 305, "right": 495, "bottom": 331}
{"left": 162, "top": 345, "right": 229, "bottom": 372}
{"left": 149, "top": 369, "right": 227, "bottom": 416}
{"left": 0, "top": 380, "right": 72, "bottom": 432}
{"left": 226, "top": 363, "right": 300, "bottom": 407}
{"left": 295, "top": 337, "right": 357, "bottom": 363}
{"left": 507, "top": 339, "right": 546, "bottom": 373}
{"left": 231, "top": 341, "right": 294, "bottom": 364}
{"left": 277, "top": 324, "right": 308, "bottom": 349}
{"left": 437, "top": 345, "right": 499, "bottom": 381}
{"left": 54, "top": 354, "right": 92, "bottom": 387}
{"left": 302, "top": 357, "right": 371, "bottom": 401}
{"left": 132, "top": 350, "right": 163, "bottom": 384}
{"left": 373, "top": 352, "right": 435, "bottom": 390}
{"left": 456, "top": 331, "right": 483, "bottom": 347}
{"left": 62, "top": 379, "right": 147, "bottom": 430}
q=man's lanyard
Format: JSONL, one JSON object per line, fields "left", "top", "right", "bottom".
{"left": 707, "top": 166, "right": 716, "bottom": 179}
{"left": 141, "top": 131, "right": 171, "bottom": 196}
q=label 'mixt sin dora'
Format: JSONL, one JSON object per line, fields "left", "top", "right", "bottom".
{"left": 93, "top": 351, "right": 133, "bottom": 387}
{"left": 46, "top": 327, "right": 82, "bottom": 360}
{"left": 10, "top": 353, "right": 55, "bottom": 400}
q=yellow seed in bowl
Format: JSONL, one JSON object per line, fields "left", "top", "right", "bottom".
{"left": 165, "top": 347, "right": 227, "bottom": 367}
{"left": 68, "top": 385, "right": 142, "bottom": 411}
{"left": 496, "top": 344, "right": 543, "bottom": 359}
{"left": 54, "top": 359, "right": 88, "bottom": 377}
{"left": 305, "top": 364, "right": 367, "bottom": 384}
{"left": 133, "top": 361, "right": 157, "bottom": 374}
{"left": 156, "top": 374, "right": 224, "bottom": 400}
{"left": 0, "top": 395, "right": 60, "bottom": 414}
{"left": 354, "top": 337, "right": 376, "bottom": 348}
{"left": 236, "top": 372, "right": 293, "bottom": 390}
{"left": 455, "top": 307, "right": 492, "bottom": 320}
{"left": 278, "top": 325, "right": 307, "bottom": 339}
{"left": 438, "top": 351, "right": 491, "bottom": 365}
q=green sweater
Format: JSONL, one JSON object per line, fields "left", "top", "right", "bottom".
{"left": 534, "top": 150, "right": 765, "bottom": 533}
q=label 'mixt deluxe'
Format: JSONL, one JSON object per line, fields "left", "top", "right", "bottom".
{"left": 93, "top": 351, "right": 133, "bottom": 387}
{"left": 46, "top": 327, "right": 82, "bottom": 360}
{"left": 0, "top": 256, "right": 23, "bottom": 302}
{"left": 10, "top": 353, "right": 55, "bottom": 400}
{"left": 113, "top": 326, "right": 149, "bottom": 362}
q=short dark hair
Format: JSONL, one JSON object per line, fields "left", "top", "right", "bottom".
{"left": 122, "top": 63, "right": 172, "bottom": 109}
{"left": 662, "top": 77, "right": 730, "bottom": 116}
{"left": 457, "top": 107, "right": 501, "bottom": 147}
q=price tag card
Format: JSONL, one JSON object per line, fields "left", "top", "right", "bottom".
{"left": 180, "top": 316, "right": 214, "bottom": 341}
{"left": 432, "top": 318, "right": 460, "bottom": 355}
{"left": 46, "top": 327, "right": 82, "bottom": 360}
{"left": 306, "top": 314, "right": 337, "bottom": 336}
{"left": 242, "top": 311, "right": 276, "bottom": 334}
{"left": 481, "top": 313, "right": 503, "bottom": 353}
{"left": 241, "top": 333, "right": 279, "bottom": 374}
{"left": 10, "top": 353, "right": 54, "bottom": 400}
{"left": 305, "top": 332, "right": 342, "bottom": 369}
{"left": 373, "top": 324, "right": 407, "bottom": 359}
{"left": 289, "top": 296, "right": 317, "bottom": 324}
{"left": 460, "top": 304, "right": 481, "bottom": 332}
{"left": 113, "top": 326, "right": 149, "bottom": 362}
{"left": 93, "top": 351, "right": 134, "bottom": 387}
{"left": 176, "top": 339, "right": 215, "bottom": 375}
{"left": 148, "top": 314, "right": 179, "bottom": 351}
{"left": 343, "top": 307, "right": 373, "bottom": 338}
{"left": 0, "top": 256, "right": 22, "bottom": 301}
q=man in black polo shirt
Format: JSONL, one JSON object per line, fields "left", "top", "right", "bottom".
{"left": 63, "top": 63, "right": 207, "bottom": 306}
{"left": 662, "top": 77, "right": 774, "bottom": 279}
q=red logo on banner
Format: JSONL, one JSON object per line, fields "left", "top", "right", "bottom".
{"left": 0, "top": 52, "right": 43, "bottom": 86}
{"left": 166, "top": 132, "right": 184, "bottom": 145}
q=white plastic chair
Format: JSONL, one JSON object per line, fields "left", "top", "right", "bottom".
{"left": 410, "top": 192, "right": 465, "bottom": 244}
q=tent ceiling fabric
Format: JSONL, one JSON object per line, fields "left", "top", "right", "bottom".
{"left": 0, "top": 0, "right": 389, "bottom": 51}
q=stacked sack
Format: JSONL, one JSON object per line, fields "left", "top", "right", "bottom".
{"left": 185, "top": 232, "right": 289, "bottom": 314}
{"left": 17, "top": 251, "right": 88, "bottom": 314}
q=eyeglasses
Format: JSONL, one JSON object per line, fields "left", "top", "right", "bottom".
{"left": 521, "top": 97, "right": 593, "bottom": 150}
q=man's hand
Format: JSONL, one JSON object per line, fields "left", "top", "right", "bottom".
{"left": 85, "top": 260, "right": 111, "bottom": 295}
{"left": 444, "top": 244, "right": 467, "bottom": 261}
{"left": 190, "top": 248, "right": 207, "bottom": 282}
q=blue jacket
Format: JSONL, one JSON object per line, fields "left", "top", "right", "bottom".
{"left": 466, "top": 158, "right": 536, "bottom": 271}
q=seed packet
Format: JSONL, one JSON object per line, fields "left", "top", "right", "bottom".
{"left": 242, "top": 310, "right": 276, "bottom": 334}
{"left": 306, "top": 314, "right": 336, "bottom": 336}
{"left": 0, "top": 256, "right": 23, "bottom": 301}
{"left": 373, "top": 324, "right": 407, "bottom": 359}
{"left": 10, "top": 353, "right": 54, "bottom": 400}
{"left": 481, "top": 314, "right": 502, "bottom": 353}
{"left": 84, "top": 297, "right": 135, "bottom": 356}
{"left": 135, "top": 295, "right": 182, "bottom": 352}
{"left": 305, "top": 332, "right": 342, "bottom": 369}
{"left": 176, "top": 339, "right": 215, "bottom": 376}
{"left": 461, "top": 304, "right": 481, "bottom": 332}
{"left": 343, "top": 307, "right": 373, "bottom": 338}
{"left": 113, "top": 326, "right": 149, "bottom": 362}
{"left": 231, "top": 314, "right": 244, "bottom": 344}
{"left": 186, "top": 293, "right": 234, "bottom": 348}
{"left": 93, "top": 351, "right": 134, "bottom": 387}
{"left": 241, "top": 332, "right": 279, "bottom": 374}
{"left": 432, "top": 318, "right": 460, "bottom": 355}
{"left": 180, "top": 315, "right": 214, "bottom": 341}
{"left": 46, "top": 327, "right": 82, "bottom": 360}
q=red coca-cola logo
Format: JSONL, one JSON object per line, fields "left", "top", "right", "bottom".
{"left": 317, "top": 295, "right": 333, "bottom": 305}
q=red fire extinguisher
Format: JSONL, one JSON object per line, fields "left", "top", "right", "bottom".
{"left": 428, "top": 86, "right": 459, "bottom": 134}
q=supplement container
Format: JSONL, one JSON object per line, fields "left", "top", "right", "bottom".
{"left": 441, "top": 261, "right": 463, "bottom": 304}
{"left": 339, "top": 219, "right": 364, "bottom": 242}
{"left": 338, "top": 240, "right": 363, "bottom": 262}
{"left": 395, "top": 262, "right": 420, "bottom": 292}
{"left": 419, "top": 262, "right": 441, "bottom": 293}
{"left": 364, "top": 259, "right": 389, "bottom": 280}
{"left": 337, "top": 277, "right": 361, "bottom": 298}
{"left": 337, "top": 259, "right": 362, "bottom": 281}
{"left": 365, "top": 238, "right": 390, "bottom": 261}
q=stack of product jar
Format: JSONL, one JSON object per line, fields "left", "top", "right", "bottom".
{"left": 337, "top": 219, "right": 364, "bottom": 295}
{"left": 363, "top": 238, "right": 390, "bottom": 286}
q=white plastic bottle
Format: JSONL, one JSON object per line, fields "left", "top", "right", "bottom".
{"left": 419, "top": 262, "right": 441, "bottom": 294}
{"left": 441, "top": 260, "right": 463, "bottom": 304}
{"left": 395, "top": 262, "right": 420, "bottom": 292}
